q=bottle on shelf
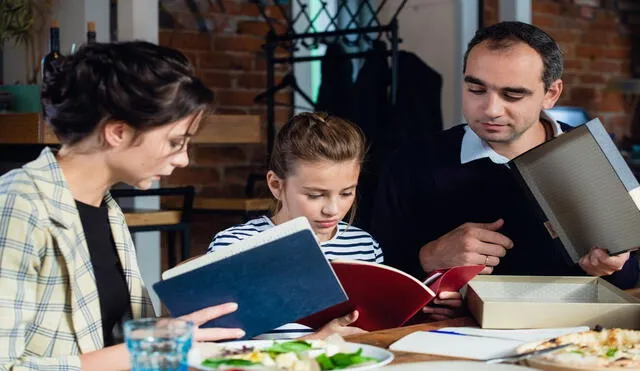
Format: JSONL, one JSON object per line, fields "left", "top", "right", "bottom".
{"left": 41, "top": 20, "right": 63, "bottom": 80}
{"left": 87, "top": 21, "right": 96, "bottom": 43}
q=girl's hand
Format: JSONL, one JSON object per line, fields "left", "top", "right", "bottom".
{"left": 303, "top": 310, "right": 366, "bottom": 340}
{"left": 179, "top": 302, "right": 246, "bottom": 341}
{"left": 422, "top": 291, "right": 464, "bottom": 321}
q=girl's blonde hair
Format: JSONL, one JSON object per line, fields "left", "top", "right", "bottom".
{"left": 269, "top": 112, "right": 367, "bottom": 222}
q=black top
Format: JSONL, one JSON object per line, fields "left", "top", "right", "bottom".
{"left": 76, "top": 200, "right": 131, "bottom": 346}
{"left": 370, "top": 124, "right": 639, "bottom": 289}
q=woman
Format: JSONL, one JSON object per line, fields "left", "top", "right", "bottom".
{"left": 0, "top": 41, "right": 244, "bottom": 370}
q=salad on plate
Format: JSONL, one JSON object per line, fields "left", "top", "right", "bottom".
{"left": 190, "top": 334, "right": 393, "bottom": 371}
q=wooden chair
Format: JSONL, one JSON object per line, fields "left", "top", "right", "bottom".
{"left": 111, "top": 186, "right": 195, "bottom": 269}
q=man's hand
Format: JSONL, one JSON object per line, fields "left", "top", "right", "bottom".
{"left": 579, "top": 247, "right": 629, "bottom": 276}
{"left": 418, "top": 219, "right": 513, "bottom": 274}
{"left": 422, "top": 291, "right": 464, "bottom": 321}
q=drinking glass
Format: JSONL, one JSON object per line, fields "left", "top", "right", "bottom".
{"left": 124, "top": 318, "right": 194, "bottom": 371}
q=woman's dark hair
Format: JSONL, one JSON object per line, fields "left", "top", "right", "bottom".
{"left": 41, "top": 41, "right": 214, "bottom": 145}
{"left": 463, "top": 21, "right": 563, "bottom": 91}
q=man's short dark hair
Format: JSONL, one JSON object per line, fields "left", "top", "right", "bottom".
{"left": 463, "top": 21, "right": 563, "bottom": 91}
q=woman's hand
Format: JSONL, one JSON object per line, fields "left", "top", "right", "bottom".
{"left": 303, "top": 310, "right": 366, "bottom": 340}
{"left": 422, "top": 291, "right": 464, "bottom": 321}
{"left": 180, "top": 302, "right": 245, "bottom": 341}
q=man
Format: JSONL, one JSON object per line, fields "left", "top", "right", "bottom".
{"left": 371, "top": 22, "right": 638, "bottom": 296}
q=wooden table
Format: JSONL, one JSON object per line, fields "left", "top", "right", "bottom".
{"left": 345, "top": 317, "right": 478, "bottom": 365}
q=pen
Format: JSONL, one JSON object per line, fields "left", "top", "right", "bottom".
{"left": 428, "top": 330, "right": 521, "bottom": 341}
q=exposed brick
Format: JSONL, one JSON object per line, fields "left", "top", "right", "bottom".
{"left": 533, "top": 1, "right": 563, "bottom": 15}
{"left": 237, "top": 72, "right": 285, "bottom": 89}
{"left": 591, "top": 60, "right": 621, "bottom": 73}
{"left": 224, "top": 165, "right": 267, "bottom": 185}
{"left": 574, "top": 0, "right": 600, "bottom": 6}
{"left": 181, "top": 50, "right": 199, "bottom": 67}
{"left": 575, "top": 44, "right": 604, "bottom": 59}
{"left": 579, "top": 6, "right": 596, "bottom": 19}
{"left": 214, "top": 35, "right": 265, "bottom": 53}
{"left": 213, "top": 107, "right": 251, "bottom": 115}
{"left": 200, "top": 184, "right": 250, "bottom": 198}
{"left": 582, "top": 30, "right": 610, "bottom": 44}
{"left": 533, "top": 14, "right": 557, "bottom": 28}
{"left": 237, "top": 73, "right": 267, "bottom": 89}
{"left": 191, "top": 146, "right": 247, "bottom": 166}
{"left": 596, "top": 91, "right": 625, "bottom": 112}
{"left": 603, "top": 48, "right": 630, "bottom": 59}
{"left": 238, "top": 2, "right": 261, "bottom": 17}
{"left": 237, "top": 21, "right": 286, "bottom": 36}
{"left": 580, "top": 73, "right": 605, "bottom": 84}
{"left": 199, "top": 52, "right": 253, "bottom": 70}
{"left": 562, "top": 73, "right": 579, "bottom": 84}
{"left": 165, "top": 167, "right": 220, "bottom": 186}
{"left": 547, "top": 29, "right": 578, "bottom": 43}
{"left": 201, "top": 71, "right": 235, "bottom": 89}
{"left": 161, "top": 31, "right": 212, "bottom": 51}
{"left": 571, "top": 87, "right": 597, "bottom": 102}
{"left": 216, "top": 90, "right": 261, "bottom": 107}
{"left": 610, "top": 35, "right": 631, "bottom": 47}
{"left": 564, "top": 59, "right": 584, "bottom": 70}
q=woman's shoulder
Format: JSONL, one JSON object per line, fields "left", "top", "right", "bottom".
{"left": 0, "top": 168, "right": 44, "bottom": 208}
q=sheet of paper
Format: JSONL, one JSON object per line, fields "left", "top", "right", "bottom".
{"left": 389, "top": 326, "right": 588, "bottom": 360}
{"left": 437, "top": 326, "right": 588, "bottom": 342}
{"left": 389, "top": 331, "right": 523, "bottom": 360}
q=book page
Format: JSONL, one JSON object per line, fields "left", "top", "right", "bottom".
{"left": 513, "top": 125, "right": 640, "bottom": 262}
{"left": 162, "top": 217, "right": 315, "bottom": 280}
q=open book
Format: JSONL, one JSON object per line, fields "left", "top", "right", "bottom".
{"left": 152, "top": 217, "right": 347, "bottom": 340}
{"left": 509, "top": 118, "right": 640, "bottom": 263}
{"left": 297, "top": 262, "right": 484, "bottom": 331}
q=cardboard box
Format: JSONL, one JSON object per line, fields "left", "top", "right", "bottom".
{"left": 510, "top": 118, "right": 640, "bottom": 264}
{"left": 466, "top": 275, "right": 640, "bottom": 329}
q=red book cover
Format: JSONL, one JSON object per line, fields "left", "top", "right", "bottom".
{"left": 297, "top": 261, "right": 484, "bottom": 331}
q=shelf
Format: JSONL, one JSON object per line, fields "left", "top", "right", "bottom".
{"left": 0, "top": 113, "right": 262, "bottom": 144}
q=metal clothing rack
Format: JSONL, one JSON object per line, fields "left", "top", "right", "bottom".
{"left": 253, "top": 0, "right": 408, "bottom": 161}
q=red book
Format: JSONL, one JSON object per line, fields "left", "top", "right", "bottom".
{"left": 297, "top": 261, "right": 484, "bottom": 331}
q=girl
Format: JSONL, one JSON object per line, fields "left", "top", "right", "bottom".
{"left": 208, "top": 112, "right": 383, "bottom": 339}
{"left": 0, "top": 41, "right": 244, "bottom": 371}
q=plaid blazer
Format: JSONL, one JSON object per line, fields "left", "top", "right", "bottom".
{"left": 0, "top": 148, "right": 154, "bottom": 370}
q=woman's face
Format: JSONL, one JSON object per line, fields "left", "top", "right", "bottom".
{"left": 110, "top": 116, "right": 197, "bottom": 189}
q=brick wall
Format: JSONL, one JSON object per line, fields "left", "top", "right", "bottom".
{"left": 158, "top": 0, "right": 292, "bottom": 256}
{"left": 484, "top": 0, "right": 636, "bottom": 141}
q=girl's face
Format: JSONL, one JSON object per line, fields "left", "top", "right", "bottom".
{"left": 268, "top": 159, "right": 360, "bottom": 242}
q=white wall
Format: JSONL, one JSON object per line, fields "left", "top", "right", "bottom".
{"left": 117, "top": 0, "right": 162, "bottom": 315}
{"left": 2, "top": 0, "right": 110, "bottom": 84}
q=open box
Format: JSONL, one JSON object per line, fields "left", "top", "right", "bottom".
{"left": 466, "top": 275, "right": 640, "bottom": 329}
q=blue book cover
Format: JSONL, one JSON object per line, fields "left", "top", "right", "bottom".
{"left": 152, "top": 217, "right": 348, "bottom": 340}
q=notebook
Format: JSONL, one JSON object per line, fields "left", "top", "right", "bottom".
{"left": 153, "top": 217, "right": 348, "bottom": 340}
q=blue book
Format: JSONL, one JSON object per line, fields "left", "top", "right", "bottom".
{"left": 152, "top": 217, "right": 348, "bottom": 340}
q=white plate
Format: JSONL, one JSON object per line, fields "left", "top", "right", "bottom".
{"left": 189, "top": 339, "right": 394, "bottom": 370}
{"left": 379, "top": 361, "right": 538, "bottom": 371}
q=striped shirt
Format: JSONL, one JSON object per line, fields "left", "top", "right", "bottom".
{"left": 207, "top": 216, "right": 383, "bottom": 339}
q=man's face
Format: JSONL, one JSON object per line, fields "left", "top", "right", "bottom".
{"left": 462, "top": 41, "right": 561, "bottom": 145}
